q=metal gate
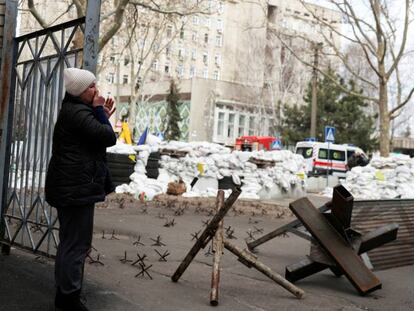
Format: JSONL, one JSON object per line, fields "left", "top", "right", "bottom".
{"left": 0, "top": 1, "right": 101, "bottom": 257}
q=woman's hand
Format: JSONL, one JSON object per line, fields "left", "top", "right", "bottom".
{"left": 92, "top": 90, "right": 105, "bottom": 108}
{"left": 103, "top": 97, "right": 116, "bottom": 118}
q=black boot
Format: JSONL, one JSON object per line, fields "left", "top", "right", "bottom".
{"left": 55, "top": 288, "right": 90, "bottom": 311}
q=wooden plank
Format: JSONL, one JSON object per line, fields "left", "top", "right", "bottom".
{"left": 171, "top": 188, "right": 241, "bottom": 282}
{"left": 224, "top": 240, "right": 304, "bottom": 298}
{"left": 210, "top": 191, "right": 225, "bottom": 306}
{"left": 289, "top": 198, "right": 381, "bottom": 295}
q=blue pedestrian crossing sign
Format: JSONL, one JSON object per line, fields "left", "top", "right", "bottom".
{"left": 271, "top": 138, "right": 282, "bottom": 150}
{"left": 324, "top": 126, "right": 335, "bottom": 143}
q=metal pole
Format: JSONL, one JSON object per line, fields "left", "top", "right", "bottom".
{"left": 83, "top": 0, "right": 102, "bottom": 74}
{"left": 116, "top": 54, "right": 121, "bottom": 113}
{"left": 0, "top": 0, "right": 18, "bottom": 252}
{"left": 326, "top": 142, "right": 330, "bottom": 187}
{"left": 310, "top": 43, "right": 321, "bottom": 138}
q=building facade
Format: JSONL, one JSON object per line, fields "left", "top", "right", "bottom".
{"left": 17, "top": 0, "right": 342, "bottom": 146}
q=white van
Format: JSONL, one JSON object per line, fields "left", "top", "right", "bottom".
{"left": 295, "top": 141, "right": 365, "bottom": 177}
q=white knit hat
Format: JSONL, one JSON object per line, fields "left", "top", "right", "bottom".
{"left": 63, "top": 68, "right": 96, "bottom": 96}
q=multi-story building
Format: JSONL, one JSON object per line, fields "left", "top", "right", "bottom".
{"left": 17, "top": 0, "right": 342, "bottom": 145}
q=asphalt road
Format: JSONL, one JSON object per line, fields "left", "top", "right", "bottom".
{"left": 0, "top": 195, "right": 413, "bottom": 311}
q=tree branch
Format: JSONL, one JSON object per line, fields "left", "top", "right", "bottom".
{"left": 27, "top": 0, "right": 48, "bottom": 28}
{"left": 269, "top": 29, "right": 378, "bottom": 103}
{"left": 98, "top": 0, "right": 130, "bottom": 52}
{"left": 386, "top": 0, "right": 410, "bottom": 79}
{"left": 129, "top": 0, "right": 210, "bottom": 17}
{"left": 72, "top": 0, "right": 85, "bottom": 17}
{"left": 389, "top": 86, "right": 414, "bottom": 119}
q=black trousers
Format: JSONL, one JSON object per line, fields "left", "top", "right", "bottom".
{"left": 55, "top": 204, "right": 95, "bottom": 294}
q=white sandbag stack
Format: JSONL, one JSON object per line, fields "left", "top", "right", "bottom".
{"left": 339, "top": 154, "right": 414, "bottom": 199}
{"left": 111, "top": 141, "right": 307, "bottom": 201}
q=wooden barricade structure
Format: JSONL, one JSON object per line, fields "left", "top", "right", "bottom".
{"left": 171, "top": 189, "right": 304, "bottom": 306}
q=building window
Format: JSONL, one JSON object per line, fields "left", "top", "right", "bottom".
{"left": 177, "top": 64, "right": 184, "bottom": 77}
{"left": 213, "top": 70, "right": 220, "bottom": 80}
{"left": 192, "top": 31, "right": 198, "bottom": 42}
{"left": 204, "top": 33, "right": 209, "bottom": 44}
{"left": 164, "top": 63, "right": 170, "bottom": 74}
{"left": 167, "top": 25, "right": 173, "bottom": 38}
{"left": 151, "top": 60, "right": 158, "bottom": 71}
{"left": 178, "top": 48, "right": 185, "bottom": 60}
{"left": 191, "top": 48, "right": 197, "bottom": 60}
{"left": 204, "top": 17, "right": 211, "bottom": 27}
{"left": 203, "top": 52, "right": 208, "bottom": 64}
{"left": 193, "top": 15, "right": 199, "bottom": 25}
{"left": 227, "top": 113, "right": 235, "bottom": 138}
{"left": 189, "top": 66, "right": 195, "bottom": 77}
{"left": 180, "top": 28, "right": 185, "bottom": 39}
{"left": 217, "top": 19, "right": 223, "bottom": 32}
{"left": 248, "top": 116, "right": 256, "bottom": 135}
{"left": 165, "top": 46, "right": 171, "bottom": 58}
{"left": 124, "top": 57, "right": 130, "bottom": 66}
{"left": 107, "top": 73, "right": 115, "bottom": 84}
{"left": 217, "top": 111, "right": 225, "bottom": 136}
{"left": 109, "top": 56, "right": 116, "bottom": 64}
{"left": 203, "top": 68, "right": 208, "bottom": 78}
{"left": 122, "top": 75, "right": 129, "bottom": 84}
{"left": 138, "top": 39, "right": 144, "bottom": 48}
{"left": 218, "top": 2, "right": 224, "bottom": 14}
{"left": 238, "top": 114, "right": 246, "bottom": 136}
{"left": 214, "top": 54, "right": 221, "bottom": 66}
{"left": 215, "top": 34, "right": 222, "bottom": 47}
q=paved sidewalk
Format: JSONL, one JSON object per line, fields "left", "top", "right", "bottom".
{"left": 1, "top": 198, "right": 413, "bottom": 311}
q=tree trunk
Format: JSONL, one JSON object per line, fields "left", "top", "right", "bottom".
{"left": 378, "top": 80, "right": 390, "bottom": 156}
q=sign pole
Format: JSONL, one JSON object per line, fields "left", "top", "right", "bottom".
{"left": 326, "top": 142, "right": 330, "bottom": 187}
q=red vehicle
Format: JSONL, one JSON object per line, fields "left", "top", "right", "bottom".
{"left": 235, "top": 136, "right": 282, "bottom": 151}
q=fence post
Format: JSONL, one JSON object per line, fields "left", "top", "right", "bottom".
{"left": 83, "top": 0, "right": 102, "bottom": 74}
{"left": 0, "top": 0, "right": 18, "bottom": 251}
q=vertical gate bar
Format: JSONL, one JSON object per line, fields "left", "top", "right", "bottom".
{"left": 12, "top": 63, "right": 30, "bottom": 216}
{"left": 37, "top": 58, "right": 53, "bottom": 254}
{"left": 83, "top": 0, "right": 102, "bottom": 73}
{"left": 23, "top": 49, "right": 40, "bottom": 232}
{"left": 46, "top": 62, "right": 58, "bottom": 255}
{"left": 17, "top": 66, "right": 32, "bottom": 217}
{"left": 0, "top": 0, "right": 18, "bottom": 250}
{"left": 36, "top": 59, "right": 52, "bottom": 212}
{"left": 30, "top": 48, "right": 45, "bottom": 217}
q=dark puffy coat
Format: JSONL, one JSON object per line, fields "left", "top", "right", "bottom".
{"left": 45, "top": 93, "right": 117, "bottom": 208}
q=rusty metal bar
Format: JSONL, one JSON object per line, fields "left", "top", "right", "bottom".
{"left": 171, "top": 188, "right": 241, "bottom": 282}
{"left": 331, "top": 185, "right": 354, "bottom": 229}
{"left": 247, "top": 203, "right": 331, "bottom": 251}
{"left": 286, "top": 223, "right": 398, "bottom": 282}
{"left": 223, "top": 240, "right": 304, "bottom": 299}
{"left": 210, "top": 190, "right": 224, "bottom": 306}
{"left": 289, "top": 198, "right": 381, "bottom": 295}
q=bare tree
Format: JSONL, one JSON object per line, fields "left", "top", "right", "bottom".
{"left": 25, "top": 0, "right": 211, "bottom": 51}
{"left": 23, "top": 0, "right": 212, "bottom": 135}
{"left": 281, "top": 0, "right": 414, "bottom": 156}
